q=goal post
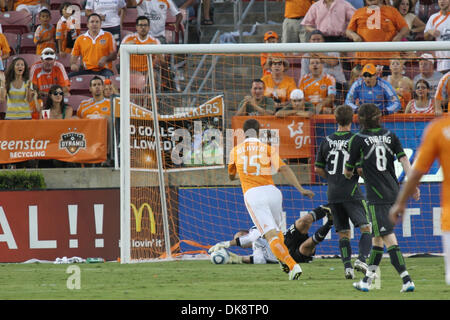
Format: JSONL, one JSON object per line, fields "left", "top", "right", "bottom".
{"left": 119, "top": 41, "right": 450, "bottom": 264}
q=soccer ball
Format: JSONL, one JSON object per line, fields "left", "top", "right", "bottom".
{"left": 210, "top": 248, "right": 230, "bottom": 264}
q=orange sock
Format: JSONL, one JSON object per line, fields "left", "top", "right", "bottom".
{"left": 269, "top": 234, "right": 296, "bottom": 270}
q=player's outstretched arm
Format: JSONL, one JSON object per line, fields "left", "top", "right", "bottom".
{"left": 279, "top": 165, "right": 314, "bottom": 198}
{"left": 398, "top": 156, "right": 420, "bottom": 201}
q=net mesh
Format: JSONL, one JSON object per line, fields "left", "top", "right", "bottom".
{"left": 120, "top": 48, "right": 447, "bottom": 261}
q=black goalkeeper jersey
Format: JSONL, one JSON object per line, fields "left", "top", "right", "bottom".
{"left": 345, "top": 127, "right": 406, "bottom": 204}
{"left": 315, "top": 131, "right": 364, "bottom": 203}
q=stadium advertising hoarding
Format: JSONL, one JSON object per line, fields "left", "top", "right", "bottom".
{"left": 0, "top": 119, "right": 107, "bottom": 164}
{"left": 130, "top": 186, "right": 179, "bottom": 259}
{"left": 0, "top": 189, "right": 120, "bottom": 263}
{"left": 178, "top": 184, "right": 443, "bottom": 256}
{"left": 113, "top": 96, "right": 225, "bottom": 170}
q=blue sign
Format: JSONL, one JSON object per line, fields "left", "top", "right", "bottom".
{"left": 178, "top": 184, "right": 442, "bottom": 256}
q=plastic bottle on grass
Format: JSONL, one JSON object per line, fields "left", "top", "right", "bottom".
{"left": 86, "top": 257, "right": 105, "bottom": 263}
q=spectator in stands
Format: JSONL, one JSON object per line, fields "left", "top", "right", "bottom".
{"left": 281, "top": 0, "right": 313, "bottom": 43}
{"left": 298, "top": 56, "right": 336, "bottom": 114}
{"left": 11, "top": 0, "right": 49, "bottom": 17}
{"left": 434, "top": 71, "right": 450, "bottom": 115}
{"left": 345, "top": 63, "right": 401, "bottom": 114}
{"left": 260, "top": 31, "right": 284, "bottom": 77}
{"left": 275, "top": 89, "right": 314, "bottom": 117}
{"left": 261, "top": 56, "right": 297, "bottom": 111}
{"left": 424, "top": 0, "right": 450, "bottom": 73}
{"left": 70, "top": 13, "right": 117, "bottom": 78}
{"left": 30, "top": 48, "right": 71, "bottom": 99}
{"left": 413, "top": 53, "right": 443, "bottom": 95}
{"left": 127, "top": 0, "right": 183, "bottom": 44}
{"left": 397, "top": 77, "right": 414, "bottom": 111}
{"left": 346, "top": 0, "right": 409, "bottom": 73}
{"left": 300, "top": 30, "right": 347, "bottom": 105}
{"left": 394, "top": 0, "right": 426, "bottom": 40}
{"left": 40, "top": 84, "right": 73, "bottom": 119}
{"left": 235, "top": 79, "right": 275, "bottom": 116}
{"left": 386, "top": 59, "right": 411, "bottom": 90}
{"left": 0, "top": 32, "right": 11, "bottom": 60}
{"left": 56, "top": 2, "right": 81, "bottom": 58}
{"left": 85, "top": 0, "right": 127, "bottom": 47}
{"left": 348, "top": 64, "right": 363, "bottom": 88}
{"left": 76, "top": 76, "right": 111, "bottom": 119}
{"left": 34, "top": 8, "right": 57, "bottom": 55}
{"left": 404, "top": 79, "right": 435, "bottom": 113}
{"left": 0, "top": 57, "right": 37, "bottom": 119}
{"left": 301, "top": 0, "right": 356, "bottom": 42}
{"left": 415, "top": 0, "right": 440, "bottom": 25}
{"left": 103, "top": 78, "right": 119, "bottom": 98}
{"left": 121, "top": 16, "right": 161, "bottom": 74}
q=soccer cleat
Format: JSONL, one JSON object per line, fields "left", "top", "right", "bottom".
{"left": 354, "top": 259, "right": 369, "bottom": 275}
{"left": 353, "top": 279, "right": 370, "bottom": 292}
{"left": 321, "top": 205, "right": 333, "bottom": 222}
{"left": 278, "top": 260, "right": 290, "bottom": 274}
{"left": 288, "top": 264, "right": 302, "bottom": 280}
{"left": 345, "top": 268, "right": 355, "bottom": 279}
{"left": 400, "top": 281, "right": 415, "bottom": 292}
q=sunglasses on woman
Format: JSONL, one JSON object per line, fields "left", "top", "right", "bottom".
{"left": 52, "top": 91, "right": 64, "bottom": 96}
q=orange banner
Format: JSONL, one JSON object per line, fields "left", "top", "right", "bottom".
{"left": 0, "top": 119, "right": 107, "bottom": 163}
{"left": 231, "top": 116, "right": 313, "bottom": 159}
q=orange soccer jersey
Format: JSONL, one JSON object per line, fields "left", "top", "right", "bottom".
{"left": 228, "top": 138, "right": 286, "bottom": 194}
{"left": 30, "top": 61, "right": 70, "bottom": 94}
{"left": 298, "top": 73, "right": 336, "bottom": 108}
{"left": 13, "top": 0, "right": 40, "bottom": 9}
{"left": 56, "top": 16, "right": 80, "bottom": 54}
{"left": 77, "top": 98, "right": 111, "bottom": 119}
{"left": 284, "top": 0, "right": 313, "bottom": 18}
{"left": 34, "top": 24, "right": 57, "bottom": 55}
{"left": 413, "top": 116, "right": 450, "bottom": 231}
{"left": 121, "top": 33, "right": 160, "bottom": 72}
{"left": 261, "top": 74, "right": 297, "bottom": 103}
{"left": 0, "top": 33, "right": 11, "bottom": 58}
{"left": 72, "top": 30, "right": 116, "bottom": 71}
{"left": 346, "top": 5, "right": 408, "bottom": 66}
{"left": 435, "top": 72, "right": 450, "bottom": 111}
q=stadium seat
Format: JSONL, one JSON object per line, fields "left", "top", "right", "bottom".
{"left": 50, "top": 0, "right": 83, "bottom": 10}
{"left": 121, "top": 29, "right": 133, "bottom": 41}
{"left": 64, "top": 95, "right": 90, "bottom": 112}
{"left": 4, "top": 33, "right": 19, "bottom": 55}
{"left": 110, "top": 75, "right": 120, "bottom": 89}
{"left": 122, "top": 8, "right": 138, "bottom": 32}
{"left": 18, "top": 32, "right": 37, "bottom": 54}
{"left": 165, "top": 11, "right": 186, "bottom": 44}
{"left": 6, "top": 54, "right": 41, "bottom": 69}
{"left": 56, "top": 53, "right": 72, "bottom": 73}
{"left": 0, "top": 10, "right": 32, "bottom": 34}
{"left": 70, "top": 74, "right": 97, "bottom": 95}
{"left": 50, "top": 10, "right": 62, "bottom": 27}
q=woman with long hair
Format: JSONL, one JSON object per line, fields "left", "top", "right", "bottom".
{"left": 404, "top": 79, "right": 435, "bottom": 113}
{"left": 0, "top": 57, "right": 36, "bottom": 120}
{"left": 41, "top": 84, "right": 74, "bottom": 119}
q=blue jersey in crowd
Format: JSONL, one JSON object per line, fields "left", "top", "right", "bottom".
{"left": 345, "top": 77, "right": 401, "bottom": 114}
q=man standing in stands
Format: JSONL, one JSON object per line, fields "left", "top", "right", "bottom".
{"left": 279, "top": 0, "right": 313, "bottom": 43}
{"left": 70, "top": 13, "right": 117, "bottom": 78}
{"left": 30, "top": 48, "right": 70, "bottom": 99}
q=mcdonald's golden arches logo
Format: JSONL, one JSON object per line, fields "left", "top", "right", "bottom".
{"left": 130, "top": 203, "right": 156, "bottom": 234}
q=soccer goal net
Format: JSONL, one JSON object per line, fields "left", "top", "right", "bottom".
{"left": 118, "top": 41, "right": 450, "bottom": 263}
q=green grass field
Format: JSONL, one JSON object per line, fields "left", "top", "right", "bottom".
{"left": 0, "top": 256, "right": 448, "bottom": 300}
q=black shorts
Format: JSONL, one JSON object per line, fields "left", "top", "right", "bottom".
{"left": 284, "top": 225, "right": 314, "bottom": 263}
{"left": 367, "top": 203, "right": 394, "bottom": 236}
{"left": 329, "top": 200, "right": 370, "bottom": 232}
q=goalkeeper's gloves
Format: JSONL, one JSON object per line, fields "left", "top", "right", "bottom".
{"left": 227, "top": 251, "right": 243, "bottom": 264}
{"left": 208, "top": 241, "right": 230, "bottom": 253}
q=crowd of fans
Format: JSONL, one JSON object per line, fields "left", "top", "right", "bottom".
{"left": 0, "top": 0, "right": 448, "bottom": 168}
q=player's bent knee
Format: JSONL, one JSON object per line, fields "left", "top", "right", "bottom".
{"left": 296, "top": 217, "right": 312, "bottom": 234}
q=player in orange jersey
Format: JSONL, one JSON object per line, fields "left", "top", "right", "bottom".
{"left": 228, "top": 118, "right": 315, "bottom": 280}
{"left": 390, "top": 115, "right": 450, "bottom": 285}
{"left": 434, "top": 71, "right": 450, "bottom": 115}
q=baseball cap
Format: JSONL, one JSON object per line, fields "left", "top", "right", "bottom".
{"left": 362, "top": 63, "right": 377, "bottom": 75}
{"left": 290, "top": 89, "right": 304, "bottom": 100}
{"left": 41, "top": 48, "right": 56, "bottom": 60}
{"left": 264, "top": 31, "right": 278, "bottom": 41}
{"left": 420, "top": 53, "right": 435, "bottom": 63}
